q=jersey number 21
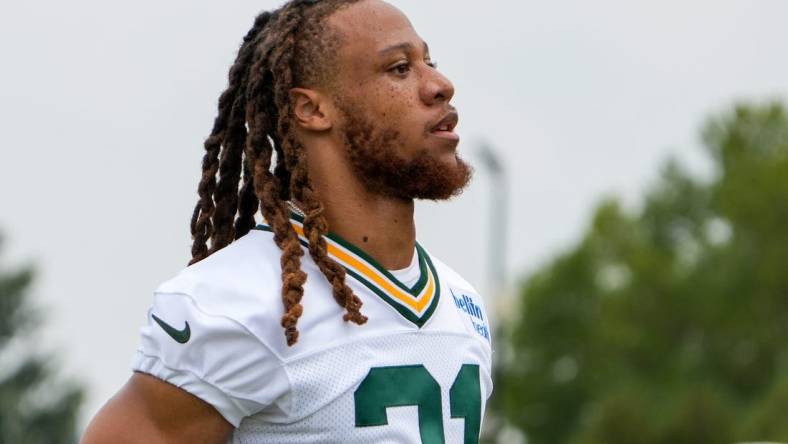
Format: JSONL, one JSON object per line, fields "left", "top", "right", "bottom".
{"left": 354, "top": 364, "right": 481, "bottom": 444}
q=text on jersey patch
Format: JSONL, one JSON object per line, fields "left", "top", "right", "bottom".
{"left": 450, "top": 289, "right": 490, "bottom": 341}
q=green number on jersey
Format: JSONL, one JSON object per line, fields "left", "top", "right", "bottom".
{"left": 450, "top": 365, "right": 482, "bottom": 444}
{"left": 354, "top": 364, "right": 481, "bottom": 444}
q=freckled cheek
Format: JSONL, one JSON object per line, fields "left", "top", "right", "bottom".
{"left": 365, "top": 84, "right": 423, "bottom": 134}
{"left": 388, "top": 87, "right": 417, "bottom": 111}
{"left": 370, "top": 92, "right": 410, "bottom": 122}
{"left": 377, "top": 105, "right": 410, "bottom": 128}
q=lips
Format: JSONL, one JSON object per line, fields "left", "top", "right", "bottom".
{"left": 430, "top": 110, "right": 459, "bottom": 134}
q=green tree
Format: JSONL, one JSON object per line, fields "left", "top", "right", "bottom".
{"left": 500, "top": 102, "right": 788, "bottom": 444}
{"left": 0, "top": 235, "right": 84, "bottom": 444}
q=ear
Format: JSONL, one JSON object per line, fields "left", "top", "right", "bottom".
{"left": 290, "top": 87, "right": 332, "bottom": 131}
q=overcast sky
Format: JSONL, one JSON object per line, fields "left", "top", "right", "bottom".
{"left": 2, "top": 0, "right": 787, "bottom": 430}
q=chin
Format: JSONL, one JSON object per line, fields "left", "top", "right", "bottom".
{"left": 441, "top": 150, "right": 462, "bottom": 164}
{"left": 427, "top": 147, "right": 461, "bottom": 170}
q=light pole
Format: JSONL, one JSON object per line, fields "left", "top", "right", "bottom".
{"left": 477, "top": 142, "right": 515, "bottom": 443}
{"left": 477, "top": 142, "right": 508, "bottom": 297}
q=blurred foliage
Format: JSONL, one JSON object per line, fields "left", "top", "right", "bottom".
{"left": 0, "top": 235, "right": 84, "bottom": 444}
{"left": 499, "top": 102, "right": 788, "bottom": 444}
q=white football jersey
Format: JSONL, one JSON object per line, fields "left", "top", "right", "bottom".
{"left": 132, "top": 214, "right": 493, "bottom": 444}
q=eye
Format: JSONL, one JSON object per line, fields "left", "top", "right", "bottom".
{"left": 390, "top": 62, "right": 411, "bottom": 76}
{"left": 426, "top": 60, "right": 438, "bottom": 69}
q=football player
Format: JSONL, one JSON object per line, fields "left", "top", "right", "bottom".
{"left": 82, "top": 0, "right": 492, "bottom": 442}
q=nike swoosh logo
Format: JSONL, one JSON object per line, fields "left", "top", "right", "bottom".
{"left": 151, "top": 313, "right": 191, "bottom": 344}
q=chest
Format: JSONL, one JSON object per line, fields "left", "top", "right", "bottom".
{"left": 240, "top": 331, "right": 492, "bottom": 444}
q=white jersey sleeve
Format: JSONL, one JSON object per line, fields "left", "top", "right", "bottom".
{"left": 131, "top": 289, "right": 290, "bottom": 427}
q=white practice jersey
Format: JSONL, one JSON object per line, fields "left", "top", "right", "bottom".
{"left": 132, "top": 214, "right": 493, "bottom": 444}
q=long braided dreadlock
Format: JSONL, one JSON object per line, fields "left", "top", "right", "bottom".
{"left": 189, "top": 0, "right": 367, "bottom": 346}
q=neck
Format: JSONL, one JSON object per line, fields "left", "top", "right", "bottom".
{"left": 302, "top": 141, "right": 417, "bottom": 270}
{"left": 320, "top": 195, "right": 416, "bottom": 270}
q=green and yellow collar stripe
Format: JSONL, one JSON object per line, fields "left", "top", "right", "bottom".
{"left": 254, "top": 214, "right": 441, "bottom": 327}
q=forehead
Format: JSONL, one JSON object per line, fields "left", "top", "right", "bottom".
{"left": 327, "top": 0, "right": 422, "bottom": 59}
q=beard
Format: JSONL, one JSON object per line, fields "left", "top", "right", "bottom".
{"left": 337, "top": 101, "right": 473, "bottom": 201}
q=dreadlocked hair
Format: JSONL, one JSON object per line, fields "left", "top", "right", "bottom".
{"left": 189, "top": 0, "right": 367, "bottom": 346}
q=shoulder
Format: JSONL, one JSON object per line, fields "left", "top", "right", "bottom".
{"left": 133, "top": 229, "right": 294, "bottom": 426}
{"left": 155, "top": 227, "right": 293, "bottom": 349}
{"left": 156, "top": 228, "right": 282, "bottom": 314}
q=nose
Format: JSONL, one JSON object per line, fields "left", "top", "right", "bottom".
{"left": 420, "top": 67, "right": 455, "bottom": 106}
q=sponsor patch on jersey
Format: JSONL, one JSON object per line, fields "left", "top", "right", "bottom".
{"left": 450, "top": 289, "right": 490, "bottom": 342}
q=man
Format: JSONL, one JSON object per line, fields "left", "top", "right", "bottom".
{"left": 82, "top": 0, "right": 492, "bottom": 442}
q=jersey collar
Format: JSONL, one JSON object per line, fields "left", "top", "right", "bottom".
{"left": 254, "top": 213, "right": 441, "bottom": 327}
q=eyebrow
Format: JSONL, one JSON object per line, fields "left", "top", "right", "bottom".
{"left": 378, "top": 41, "right": 430, "bottom": 57}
